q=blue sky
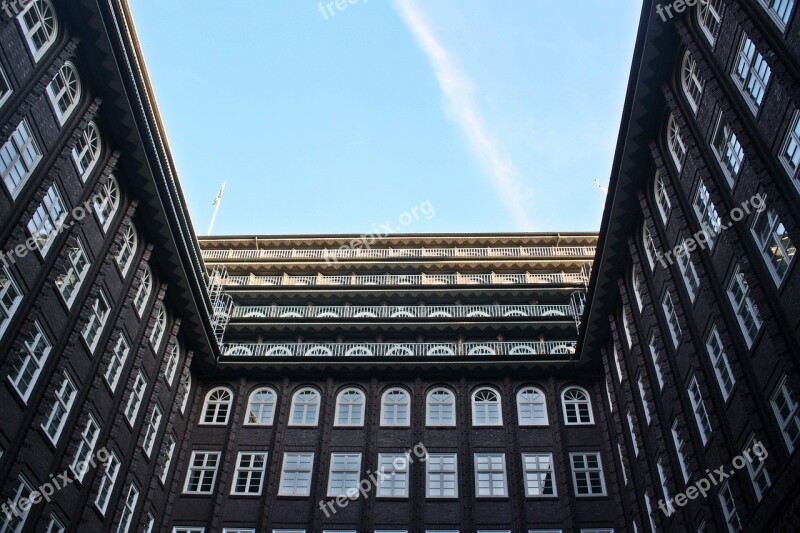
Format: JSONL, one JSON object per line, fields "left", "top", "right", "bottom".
{"left": 129, "top": 0, "right": 643, "bottom": 236}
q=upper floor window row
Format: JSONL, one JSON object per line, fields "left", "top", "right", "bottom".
{"left": 202, "top": 384, "right": 595, "bottom": 428}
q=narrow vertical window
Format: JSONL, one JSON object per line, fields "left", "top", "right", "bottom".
{"left": 627, "top": 409, "right": 640, "bottom": 457}
{"left": 706, "top": 326, "right": 735, "bottom": 400}
{"left": 149, "top": 303, "right": 167, "bottom": 351}
{"left": 163, "top": 344, "right": 180, "bottom": 386}
{"left": 41, "top": 371, "right": 77, "bottom": 443}
{"left": 751, "top": 205, "right": 796, "bottom": 285}
{"left": 71, "top": 122, "right": 101, "bottom": 180}
{"left": 744, "top": 435, "right": 771, "bottom": 501}
{"left": 27, "top": 184, "right": 66, "bottom": 254}
{"left": 780, "top": 110, "right": 800, "bottom": 190}
{"left": 662, "top": 291, "right": 682, "bottom": 346}
{"left": 727, "top": 266, "right": 763, "bottom": 346}
{"left": 95, "top": 452, "right": 121, "bottom": 514}
{"left": 657, "top": 457, "right": 673, "bottom": 515}
{"left": 718, "top": 481, "right": 742, "bottom": 532}
{"left": 245, "top": 387, "right": 276, "bottom": 426}
{"left": 0, "top": 63, "right": 12, "bottom": 109}
{"left": 104, "top": 334, "right": 130, "bottom": 391}
{"left": 1, "top": 119, "right": 42, "bottom": 197}
{"left": 55, "top": 238, "right": 90, "bottom": 307}
{"left": 83, "top": 291, "right": 111, "bottom": 352}
{"left": 158, "top": 435, "right": 176, "bottom": 484}
{"left": 643, "top": 223, "right": 658, "bottom": 269}
{"left": 124, "top": 371, "right": 147, "bottom": 424}
{"left": 133, "top": 265, "right": 153, "bottom": 316}
{"left": 693, "top": 180, "right": 722, "bottom": 248}
{"left": 70, "top": 415, "right": 100, "bottom": 481}
{"left": 115, "top": 225, "right": 138, "bottom": 277}
{"left": 637, "top": 375, "right": 652, "bottom": 425}
{"left": 697, "top": 0, "right": 724, "bottom": 45}
{"left": 654, "top": 170, "right": 672, "bottom": 223}
{"left": 648, "top": 334, "right": 665, "bottom": 390}
{"left": 116, "top": 484, "right": 139, "bottom": 533}
{"left": 681, "top": 51, "right": 704, "bottom": 112}
{"left": 671, "top": 420, "right": 691, "bottom": 483}
{"left": 770, "top": 376, "right": 800, "bottom": 452}
{"left": 93, "top": 176, "right": 120, "bottom": 231}
{"left": 8, "top": 320, "right": 50, "bottom": 401}
{"left": 688, "top": 376, "right": 713, "bottom": 445}
{"left": 46, "top": 62, "right": 81, "bottom": 125}
{"left": 733, "top": 34, "right": 772, "bottom": 112}
{"left": 141, "top": 406, "right": 163, "bottom": 457}
{"left": 0, "top": 476, "right": 33, "bottom": 531}
{"left": 711, "top": 113, "right": 745, "bottom": 185}
{"left": 667, "top": 114, "right": 687, "bottom": 170}
{"left": 676, "top": 241, "right": 700, "bottom": 301}
{"left": 0, "top": 267, "right": 23, "bottom": 340}
{"left": 632, "top": 268, "right": 643, "bottom": 311}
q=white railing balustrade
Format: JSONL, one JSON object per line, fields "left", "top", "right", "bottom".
{"left": 232, "top": 304, "right": 572, "bottom": 319}
{"left": 202, "top": 246, "right": 596, "bottom": 261}
{"left": 221, "top": 340, "right": 577, "bottom": 358}
{"left": 221, "top": 271, "right": 588, "bottom": 287}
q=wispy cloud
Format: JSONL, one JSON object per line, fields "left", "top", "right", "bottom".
{"left": 392, "top": 0, "right": 535, "bottom": 229}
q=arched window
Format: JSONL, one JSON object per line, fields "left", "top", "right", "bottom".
{"left": 149, "top": 303, "right": 167, "bottom": 350}
{"left": 562, "top": 386, "right": 594, "bottom": 425}
{"left": 381, "top": 388, "right": 410, "bottom": 426}
{"left": 93, "top": 176, "right": 120, "bottom": 231}
{"left": 72, "top": 122, "right": 101, "bottom": 179}
{"left": 289, "top": 388, "right": 320, "bottom": 426}
{"left": 46, "top": 62, "right": 80, "bottom": 125}
{"left": 163, "top": 344, "right": 179, "bottom": 386}
{"left": 654, "top": 171, "right": 672, "bottom": 223}
{"left": 201, "top": 387, "right": 232, "bottom": 425}
{"left": 426, "top": 388, "right": 455, "bottom": 426}
{"left": 472, "top": 387, "right": 502, "bottom": 426}
{"left": 18, "top": 0, "right": 57, "bottom": 61}
{"left": 334, "top": 388, "right": 365, "bottom": 426}
{"left": 517, "top": 386, "right": 548, "bottom": 426}
{"left": 115, "top": 225, "right": 137, "bottom": 277}
{"left": 698, "top": 0, "right": 724, "bottom": 45}
{"left": 133, "top": 264, "right": 152, "bottom": 316}
{"left": 667, "top": 114, "right": 687, "bottom": 170}
{"left": 681, "top": 52, "right": 704, "bottom": 112}
{"left": 245, "top": 387, "right": 276, "bottom": 426}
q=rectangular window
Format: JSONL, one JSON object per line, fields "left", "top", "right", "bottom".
{"left": 55, "top": 238, "right": 90, "bottom": 307}
{"left": 173, "top": 529, "right": 205, "bottom": 533}
{"left": 164, "top": 346, "right": 179, "bottom": 386}
{"left": 95, "top": 452, "right": 121, "bottom": 514}
{"left": 377, "top": 453, "right": 409, "bottom": 498}
{"left": 733, "top": 34, "right": 772, "bottom": 112}
{"left": 41, "top": 371, "right": 77, "bottom": 444}
{"left": 474, "top": 453, "right": 507, "bottom": 497}
{"left": 693, "top": 180, "right": 721, "bottom": 248}
{"left": 0, "top": 266, "right": 23, "bottom": 339}
{"left": 8, "top": 320, "right": 50, "bottom": 402}
{"left": 27, "top": 184, "right": 66, "bottom": 254}
{"left": 637, "top": 376, "right": 652, "bottom": 425}
{"left": 662, "top": 291, "right": 682, "bottom": 346}
{"left": 570, "top": 452, "right": 606, "bottom": 496}
{"left": 706, "top": 326, "right": 735, "bottom": 400}
{"left": 158, "top": 435, "right": 177, "bottom": 484}
{"left": 718, "top": 481, "right": 742, "bottom": 532}
{"left": 613, "top": 344, "right": 624, "bottom": 382}
{"left": 116, "top": 484, "right": 139, "bottom": 533}
{"left": 771, "top": 376, "right": 800, "bottom": 452}
{"left": 727, "top": 266, "right": 763, "bottom": 347}
{"left": 82, "top": 291, "right": 110, "bottom": 352}
{"left": 621, "top": 306, "right": 632, "bottom": 347}
{"left": 426, "top": 453, "right": 458, "bottom": 498}
{"left": 522, "top": 453, "right": 556, "bottom": 497}
{"left": 0, "top": 64, "right": 11, "bottom": 109}
{"left": 688, "top": 376, "right": 713, "bottom": 445}
{"left": 70, "top": 415, "right": 100, "bottom": 481}
{"left": 124, "top": 371, "right": 147, "bottom": 424}
{"left": 143, "top": 514, "right": 154, "bottom": 533}
{"left": 671, "top": 420, "right": 691, "bottom": 483}
{"left": 632, "top": 269, "right": 643, "bottom": 310}
{"left": 0, "top": 476, "right": 33, "bottom": 532}
{"left": 626, "top": 409, "right": 640, "bottom": 457}
{"left": 644, "top": 492, "right": 657, "bottom": 533}
{"left": 657, "top": 457, "right": 673, "bottom": 515}
{"left": 744, "top": 435, "right": 771, "bottom": 501}
{"left": 676, "top": 242, "right": 700, "bottom": 302}
{"left": 711, "top": 113, "right": 745, "bottom": 185}
{"left": 279, "top": 452, "right": 314, "bottom": 496}
{"left": 104, "top": 334, "right": 130, "bottom": 391}
{"left": 616, "top": 442, "right": 628, "bottom": 486}
{"left": 758, "top": 0, "right": 795, "bottom": 29}
{"left": 648, "top": 334, "right": 665, "bottom": 390}
{"left": 141, "top": 405, "right": 163, "bottom": 457}
{"left": 1, "top": 119, "right": 41, "bottom": 197}
{"left": 184, "top": 451, "right": 221, "bottom": 494}
{"left": 45, "top": 514, "right": 64, "bottom": 533}
{"left": 780, "top": 110, "right": 800, "bottom": 190}
{"left": 232, "top": 452, "right": 268, "bottom": 495}
{"left": 327, "top": 452, "right": 361, "bottom": 497}
{"left": 752, "top": 206, "right": 796, "bottom": 285}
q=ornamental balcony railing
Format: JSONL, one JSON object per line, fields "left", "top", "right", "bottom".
{"left": 231, "top": 304, "right": 572, "bottom": 319}
{"left": 202, "top": 246, "right": 596, "bottom": 261}
{"left": 220, "top": 340, "right": 577, "bottom": 358}
{"left": 222, "top": 272, "right": 588, "bottom": 287}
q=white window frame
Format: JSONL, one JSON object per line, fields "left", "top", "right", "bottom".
{"left": 621, "top": 306, "right": 632, "bottom": 347}
{"left": 727, "top": 266, "right": 763, "bottom": 347}
{"left": 163, "top": 344, "right": 179, "bottom": 386}
{"left": 56, "top": 237, "right": 90, "bottom": 307}
{"left": 426, "top": 387, "right": 456, "bottom": 426}
{"left": 41, "top": 371, "right": 77, "bottom": 444}
{"left": 83, "top": 291, "right": 111, "bottom": 353}
{"left": 569, "top": 452, "right": 607, "bottom": 497}
{"left": 93, "top": 175, "right": 120, "bottom": 231}
{"left": 183, "top": 451, "right": 221, "bottom": 495}
{"left": 0, "top": 267, "right": 23, "bottom": 340}
{"left": 681, "top": 51, "right": 704, "bottom": 112}
{"left": 94, "top": 452, "right": 121, "bottom": 515}
{"left": 471, "top": 387, "right": 502, "bottom": 426}
{"left": 643, "top": 222, "right": 658, "bottom": 269}
{"left": 377, "top": 453, "right": 410, "bottom": 498}
{"left": 115, "top": 224, "right": 138, "bottom": 278}
{"left": 780, "top": 110, "right": 800, "bottom": 191}
{"left": 334, "top": 387, "right": 365, "bottom": 427}
{"left": 124, "top": 371, "right": 147, "bottom": 425}
{"left": 8, "top": 320, "right": 50, "bottom": 402}
{"left": 698, "top": 0, "right": 724, "bottom": 45}
{"left": 688, "top": 376, "right": 713, "bottom": 446}
{"left": 27, "top": 183, "right": 67, "bottom": 254}
{"left": 45, "top": 514, "right": 64, "bottom": 533}
{"left": 474, "top": 453, "right": 508, "bottom": 498}
{"left": 104, "top": 334, "right": 130, "bottom": 392}
{"left": 0, "top": 476, "right": 33, "bottom": 532}
{"left": 149, "top": 303, "right": 167, "bottom": 351}
{"left": 693, "top": 180, "right": 721, "bottom": 249}
{"left": 758, "top": 0, "right": 796, "bottom": 29}
{"left": 381, "top": 387, "right": 410, "bottom": 426}
{"left": 69, "top": 414, "right": 100, "bottom": 481}
{"left": 278, "top": 452, "right": 314, "bottom": 497}
{"left": 0, "top": 63, "right": 11, "bottom": 109}
{"left": 201, "top": 386, "right": 233, "bottom": 426}
{"left": 71, "top": 122, "right": 101, "bottom": 180}
{"left": 244, "top": 386, "right": 276, "bottom": 426}
{"left": 657, "top": 457, "right": 673, "bottom": 516}
{"left": 116, "top": 483, "right": 139, "bottom": 533}
{"left": 706, "top": 326, "right": 735, "bottom": 401}
{"left": 662, "top": 291, "right": 682, "bottom": 346}
{"left": 46, "top": 61, "right": 80, "bottom": 125}
{"left": 770, "top": 376, "right": 800, "bottom": 452}
{"left": 732, "top": 33, "right": 772, "bottom": 113}
{"left": 744, "top": 434, "right": 771, "bottom": 501}
{"left": 517, "top": 386, "right": 548, "bottom": 426}
{"left": 627, "top": 409, "right": 640, "bottom": 457}
{"left": 521, "top": 452, "right": 556, "bottom": 497}
{"left": 631, "top": 268, "right": 643, "bottom": 311}
{"left": 426, "top": 453, "right": 458, "bottom": 498}
{"left": 751, "top": 205, "right": 796, "bottom": 285}
{"left": 647, "top": 334, "right": 665, "bottom": 391}
{"left": 561, "top": 386, "right": 594, "bottom": 425}
{"left": 617, "top": 441, "right": 628, "bottom": 486}
{"left": 289, "top": 387, "right": 321, "bottom": 426}
{"left": 711, "top": 112, "right": 745, "bottom": 186}
{"left": 1, "top": 118, "right": 42, "bottom": 198}
{"left": 326, "top": 452, "right": 362, "bottom": 497}
{"left": 676, "top": 240, "right": 700, "bottom": 302}
{"left": 231, "top": 451, "right": 268, "bottom": 496}
{"left": 158, "top": 435, "right": 176, "bottom": 484}
{"left": 141, "top": 405, "right": 163, "bottom": 457}
{"left": 667, "top": 114, "right": 687, "bottom": 170}
{"left": 637, "top": 375, "right": 651, "bottom": 425}
{"left": 671, "top": 420, "right": 691, "bottom": 483}
{"left": 718, "top": 481, "right": 742, "bottom": 532}
{"left": 133, "top": 264, "right": 153, "bottom": 316}
{"left": 17, "top": 0, "right": 58, "bottom": 61}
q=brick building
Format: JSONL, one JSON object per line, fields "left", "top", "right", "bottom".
{"left": 0, "top": 0, "right": 798, "bottom": 532}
